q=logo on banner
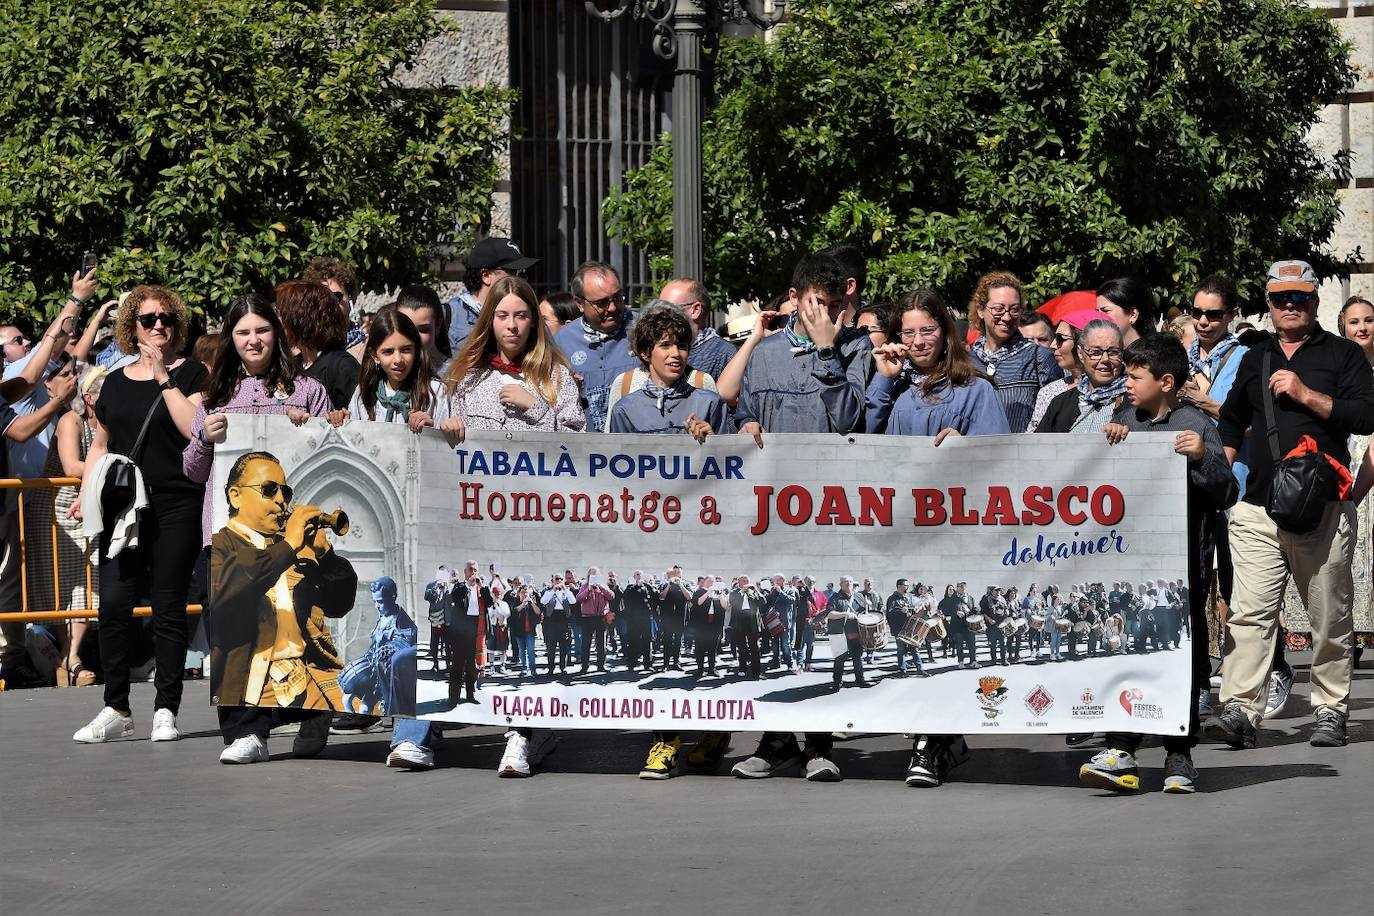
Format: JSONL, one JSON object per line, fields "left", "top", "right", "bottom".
{"left": 1120, "top": 687, "right": 1163, "bottom": 719}
{"left": 1072, "top": 688, "right": 1105, "bottom": 719}
{"left": 1024, "top": 685, "right": 1054, "bottom": 717}
{"left": 976, "top": 676, "right": 1009, "bottom": 719}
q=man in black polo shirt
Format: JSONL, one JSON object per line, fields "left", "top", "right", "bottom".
{"left": 1214, "top": 260, "right": 1374, "bottom": 748}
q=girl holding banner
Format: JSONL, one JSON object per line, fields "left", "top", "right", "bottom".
{"left": 865, "top": 288, "right": 1010, "bottom": 788}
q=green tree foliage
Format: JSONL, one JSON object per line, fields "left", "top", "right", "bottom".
{"left": 605, "top": 0, "right": 1356, "bottom": 312}
{"left": 0, "top": 0, "right": 513, "bottom": 321}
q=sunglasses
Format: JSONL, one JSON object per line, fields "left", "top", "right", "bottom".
{"left": 1190, "top": 308, "right": 1229, "bottom": 321}
{"left": 1, "top": 334, "right": 29, "bottom": 347}
{"left": 1051, "top": 332, "right": 1075, "bottom": 346}
{"left": 238, "top": 481, "right": 293, "bottom": 503}
{"left": 136, "top": 312, "right": 176, "bottom": 329}
{"left": 579, "top": 291, "right": 626, "bottom": 311}
{"left": 1269, "top": 291, "right": 1316, "bottom": 309}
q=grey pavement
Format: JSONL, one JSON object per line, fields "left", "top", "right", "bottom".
{"left": 2, "top": 654, "right": 1371, "bottom": 916}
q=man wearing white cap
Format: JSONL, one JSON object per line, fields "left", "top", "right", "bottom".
{"left": 1213, "top": 259, "right": 1374, "bottom": 749}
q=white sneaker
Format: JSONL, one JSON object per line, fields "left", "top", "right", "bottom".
{"left": 73, "top": 707, "right": 135, "bottom": 744}
{"left": 150, "top": 708, "right": 181, "bottom": 742}
{"left": 219, "top": 735, "right": 269, "bottom": 764}
{"left": 386, "top": 741, "right": 435, "bottom": 770}
{"left": 498, "top": 730, "right": 531, "bottom": 777}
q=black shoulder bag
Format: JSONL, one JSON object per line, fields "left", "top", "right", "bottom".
{"left": 1261, "top": 350, "right": 1336, "bottom": 534}
{"left": 99, "top": 384, "right": 167, "bottom": 523}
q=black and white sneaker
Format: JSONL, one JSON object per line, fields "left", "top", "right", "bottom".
{"left": 331, "top": 713, "right": 383, "bottom": 735}
{"left": 1209, "top": 701, "right": 1257, "bottom": 749}
{"left": 905, "top": 737, "right": 941, "bottom": 787}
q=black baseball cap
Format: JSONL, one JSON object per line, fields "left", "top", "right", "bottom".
{"left": 467, "top": 237, "right": 539, "bottom": 271}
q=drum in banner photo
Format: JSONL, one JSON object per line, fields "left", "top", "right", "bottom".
{"left": 966, "top": 614, "right": 987, "bottom": 633}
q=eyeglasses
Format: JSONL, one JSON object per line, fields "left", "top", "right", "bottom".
{"left": 1080, "top": 347, "right": 1123, "bottom": 361}
{"left": 136, "top": 312, "right": 175, "bottom": 329}
{"left": 1051, "top": 332, "right": 1075, "bottom": 346}
{"left": 983, "top": 305, "right": 1022, "bottom": 318}
{"left": 579, "top": 291, "right": 626, "bottom": 312}
{"left": 238, "top": 481, "right": 293, "bottom": 503}
{"left": 1190, "top": 308, "right": 1229, "bottom": 322}
{"left": 1269, "top": 291, "right": 1317, "bottom": 309}
{"left": 899, "top": 326, "right": 940, "bottom": 340}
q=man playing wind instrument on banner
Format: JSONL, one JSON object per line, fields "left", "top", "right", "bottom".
{"left": 209, "top": 451, "right": 358, "bottom": 714}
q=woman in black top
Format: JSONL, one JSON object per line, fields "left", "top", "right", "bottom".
{"left": 273, "top": 278, "right": 360, "bottom": 411}
{"left": 72, "top": 286, "right": 207, "bottom": 745}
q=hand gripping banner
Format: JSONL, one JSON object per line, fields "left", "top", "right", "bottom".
{"left": 210, "top": 416, "right": 1191, "bottom": 737}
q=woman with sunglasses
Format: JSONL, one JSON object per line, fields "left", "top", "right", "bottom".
{"left": 71, "top": 287, "right": 208, "bottom": 745}
{"left": 181, "top": 293, "right": 334, "bottom": 763}
{"left": 1035, "top": 319, "right": 1129, "bottom": 434}
{"left": 1026, "top": 308, "right": 1101, "bottom": 432}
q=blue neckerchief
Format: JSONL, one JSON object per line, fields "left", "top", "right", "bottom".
{"left": 376, "top": 380, "right": 410, "bottom": 422}
{"left": 1076, "top": 372, "right": 1128, "bottom": 409}
{"left": 1188, "top": 334, "right": 1238, "bottom": 380}
{"left": 640, "top": 377, "right": 692, "bottom": 415}
{"left": 970, "top": 332, "right": 1032, "bottom": 378}
{"left": 783, "top": 315, "right": 815, "bottom": 355}
{"left": 693, "top": 326, "right": 722, "bottom": 348}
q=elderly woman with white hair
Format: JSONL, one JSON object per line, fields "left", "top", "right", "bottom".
{"left": 1035, "top": 319, "right": 1129, "bottom": 433}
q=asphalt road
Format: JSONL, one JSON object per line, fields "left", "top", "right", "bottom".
{"left": 3, "top": 654, "right": 1370, "bottom": 916}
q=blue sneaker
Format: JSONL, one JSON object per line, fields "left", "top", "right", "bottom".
{"left": 1262, "top": 667, "right": 1294, "bottom": 720}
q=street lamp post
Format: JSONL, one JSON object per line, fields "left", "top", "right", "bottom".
{"left": 585, "top": 1, "right": 786, "bottom": 281}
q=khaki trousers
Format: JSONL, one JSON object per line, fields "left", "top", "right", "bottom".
{"left": 1222, "top": 500, "right": 1354, "bottom": 723}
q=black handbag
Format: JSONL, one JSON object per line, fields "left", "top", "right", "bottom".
{"left": 98, "top": 382, "right": 167, "bottom": 523}
{"left": 1261, "top": 350, "right": 1337, "bottom": 534}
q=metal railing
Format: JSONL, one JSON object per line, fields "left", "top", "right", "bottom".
{"left": 0, "top": 477, "right": 202, "bottom": 624}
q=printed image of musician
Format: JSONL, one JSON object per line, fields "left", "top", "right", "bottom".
{"left": 208, "top": 451, "right": 358, "bottom": 711}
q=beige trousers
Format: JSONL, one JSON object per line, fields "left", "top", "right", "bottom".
{"left": 1222, "top": 500, "right": 1354, "bottom": 723}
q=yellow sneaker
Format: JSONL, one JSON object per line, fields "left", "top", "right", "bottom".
{"left": 639, "top": 738, "right": 681, "bottom": 780}
{"left": 684, "top": 731, "right": 731, "bottom": 772}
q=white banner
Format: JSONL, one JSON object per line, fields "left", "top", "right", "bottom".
{"left": 212, "top": 417, "right": 1192, "bottom": 737}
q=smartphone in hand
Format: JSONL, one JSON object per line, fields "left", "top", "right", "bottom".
{"left": 79, "top": 252, "right": 97, "bottom": 278}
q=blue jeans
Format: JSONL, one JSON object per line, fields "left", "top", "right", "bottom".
{"left": 392, "top": 718, "right": 439, "bottom": 751}
{"left": 571, "top": 618, "right": 584, "bottom": 658}
{"left": 795, "top": 626, "right": 814, "bottom": 666}
{"left": 895, "top": 640, "right": 924, "bottom": 673}
{"left": 1049, "top": 628, "right": 1063, "bottom": 659}
{"left": 516, "top": 633, "right": 537, "bottom": 673}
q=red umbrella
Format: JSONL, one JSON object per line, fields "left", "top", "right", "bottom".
{"left": 1037, "top": 290, "right": 1097, "bottom": 324}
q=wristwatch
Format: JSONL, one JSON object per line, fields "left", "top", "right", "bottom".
{"left": 159, "top": 378, "right": 176, "bottom": 391}
{"left": 816, "top": 346, "right": 837, "bottom": 361}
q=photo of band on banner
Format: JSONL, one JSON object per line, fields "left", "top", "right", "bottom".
{"left": 207, "top": 415, "right": 1191, "bottom": 736}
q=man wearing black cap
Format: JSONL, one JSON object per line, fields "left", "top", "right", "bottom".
{"left": 1214, "top": 259, "right": 1374, "bottom": 750}
{"left": 446, "top": 237, "right": 539, "bottom": 354}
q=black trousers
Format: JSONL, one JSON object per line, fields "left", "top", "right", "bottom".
{"left": 735, "top": 621, "right": 762, "bottom": 676}
{"left": 578, "top": 615, "right": 605, "bottom": 669}
{"left": 626, "top": 616, "right": 653, "bottom": 669}
{"left": 832, "top": 638, "right": 865, "bottom": 685}
{"left": 692, "top": 623, "right": 720, "bottom": 672}
{"left": 97, "top": 492, "right": 201, "bottom": 714}
{"left": 543, "top": 620, "right": 569, "bottom": 672}
{"left": 661, "top": 619, "right": 683, "bottom": 666}
{"left": 447, "top": 625, "right": 478, "bottom": 699}
{"left": 217, "top": 705, "right": 323, "bottom": 744}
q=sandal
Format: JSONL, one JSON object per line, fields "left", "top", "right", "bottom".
{"left": 68, "top": 663, "right": 96, "bottom": 688}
